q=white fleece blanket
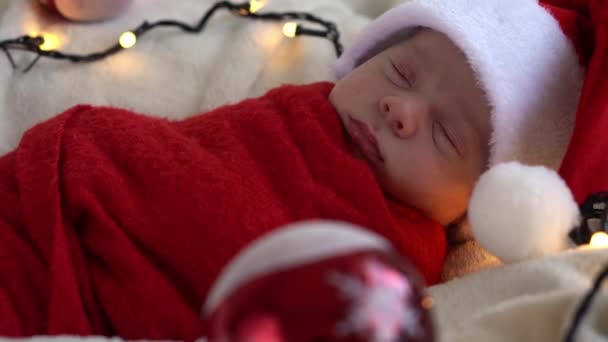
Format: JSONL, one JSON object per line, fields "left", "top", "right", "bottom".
{"left": 0, "top": 0, "right": 606, "bottom": 341}
{"left": 431, "top": 247, "right": 608, "bottom": 341}
{"left": 0, "top": 0, "right": 387, "bottom": 153}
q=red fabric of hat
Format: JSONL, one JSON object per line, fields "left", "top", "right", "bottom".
{"left": 558, "top": 0, "right": 608, "bottom": 203}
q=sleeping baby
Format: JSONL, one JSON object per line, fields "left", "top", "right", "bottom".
{"left": 0, "top": 0, "right": 584, "bottom": 340}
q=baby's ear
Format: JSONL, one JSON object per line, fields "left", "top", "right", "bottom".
{"left": 446, "top": 217, "right": 474, "bottom": 244}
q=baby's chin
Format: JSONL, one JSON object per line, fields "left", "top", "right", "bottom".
{"left": 374, "top": 171, "right": 444, "bottom": 221}
{"left": 355, "top": 149, "right": 387, "bottom": 179}
{"left": 376, "top": 172, "right": 457, "bottom": 225}
{"left": 370, "top": 167, "right": 401, "bottom": 200}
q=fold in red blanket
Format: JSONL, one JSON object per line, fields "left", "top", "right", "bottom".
{"left": 0, "top": 82, "right": 447, "bottom": 339}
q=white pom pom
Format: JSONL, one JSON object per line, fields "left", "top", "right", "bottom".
{"left": 469, "top": 162, "right": 579, "bottom": 262}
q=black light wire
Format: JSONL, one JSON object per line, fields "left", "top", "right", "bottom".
{"left": 0, "top": 1, "right": 343, "bottom": 72}
{"left": 563, "top": 259, "right": 608, "bottom": 341}
{"left": 565, "top": 193, "right": 608, "bottom": 340}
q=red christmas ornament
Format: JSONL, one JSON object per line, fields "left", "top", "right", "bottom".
{"left": 38, "top": 0, "right": 133, "bottom": 21}
{"left": 203, "top": 221, "right": 435, "bottom": 342}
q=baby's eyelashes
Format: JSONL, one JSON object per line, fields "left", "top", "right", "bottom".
{"left": 390, "top": 59, "right": 416, "bottom": 88}
{"left": 433, "top": 120, "right": 460, "bottom": 157}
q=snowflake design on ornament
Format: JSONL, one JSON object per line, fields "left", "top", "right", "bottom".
{"left": 328, "top": 258, "right": 425, "bottom": 341}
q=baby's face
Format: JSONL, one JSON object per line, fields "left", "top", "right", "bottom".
{"left": 330, "top": 29, "right": 492, "bottom": 225}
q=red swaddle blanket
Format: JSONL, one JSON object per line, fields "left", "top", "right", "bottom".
{"left": 0, "top": 82, "right": 446, "bottom": 339}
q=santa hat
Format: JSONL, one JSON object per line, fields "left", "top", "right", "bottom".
{"left": 333, "top": 0, "right": 594, "bottom": 262}
{"left": 332, "top": 0, "right": 585, "bottom": 170}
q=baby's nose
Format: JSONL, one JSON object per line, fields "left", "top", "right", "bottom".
{"left": 379, "top": 96, "right": 423, "bottom": 139}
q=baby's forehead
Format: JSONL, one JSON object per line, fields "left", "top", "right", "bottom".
{"left": 391, "top": 28, "right": 464, "bottom": 57}
{"left": 357, "top": 27, "right": 423, "bottom": 65}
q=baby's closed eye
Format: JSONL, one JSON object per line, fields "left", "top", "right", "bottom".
{"left": 388, "top": 58, "right": 416, "bottom": 88}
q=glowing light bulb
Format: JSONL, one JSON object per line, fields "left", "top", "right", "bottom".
{"left": 119, "top": 31, "right": 137, "bottom": 49}
{"left": 249, "top": 0, "right": 266, "bottom": 13}
{"left": 282, "top": 22, "right": 298, "bottom": 38}
{"left": 421, "top": 296, "right": 434, "bottom": 309}
{"left": 590, "top": 232, "right": 608, "bottom": 249}
{"left": 38, "top": 33, "right": 60, "bottom": 51}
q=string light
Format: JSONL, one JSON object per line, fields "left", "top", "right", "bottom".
{"left": 249, "top": 0, "right": 266, "bottom": 13}
{"left": 569, "top": 192, "right": 608, "bottom": 248}
{"left": 282, "top": 22, "right": 298, "bottom": 38}
{"left": 38, "top": 33, "right": 60, "bottom": 51}
{"left": 589, "top": 232, "right": 608, "bottom": 249}
{"left": 0, "top": 1, "right": 342, "bottom": 72}
{"left": 420, "top": 296, "right": 434, "bottom": 309}
{"left": 119, "top": 31, "right": 137, "bottom": 49}
{"left": 553, "top": 192, "right": 608, "bottom": 341}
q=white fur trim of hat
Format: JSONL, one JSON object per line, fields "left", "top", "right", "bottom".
{"left": 332, "top": 0, "right": 584, "bottom": 170}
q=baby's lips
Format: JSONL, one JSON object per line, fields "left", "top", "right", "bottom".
{"left": 348, "top": 117, "right": 384, "bottom": 163}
